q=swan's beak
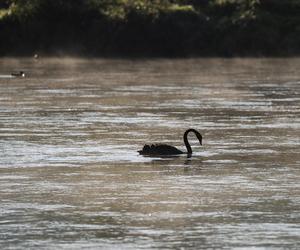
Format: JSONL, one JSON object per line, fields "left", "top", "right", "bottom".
{"left": 197, "top": 136, "right": 202, "bottom": 145}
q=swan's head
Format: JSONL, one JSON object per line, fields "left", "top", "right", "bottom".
{"left": 195, "top": 131, "right": 202, "bottom": 145}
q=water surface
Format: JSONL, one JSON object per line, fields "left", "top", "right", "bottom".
{"left": 0, "top": 58, "right": 300, "bottom": 249}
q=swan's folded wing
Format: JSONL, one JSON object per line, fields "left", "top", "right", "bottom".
{"left": 152, "top": 144, "right": 183, "bottom": 155}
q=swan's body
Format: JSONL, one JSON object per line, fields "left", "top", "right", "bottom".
{"left": 11, "top": 71, "right": 25, "bottom": 77}
{"left": 139, "top": 144, "right": 184, "bottom": 155}
{"left": 138, "top": 129, "right": 202, "bottom": 156}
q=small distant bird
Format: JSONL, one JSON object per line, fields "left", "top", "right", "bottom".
{"left": 138, "top": 128, "right": 202, "bottom": 157}
{"left": 11, "top": 71, "right": 25, "bottom": 77}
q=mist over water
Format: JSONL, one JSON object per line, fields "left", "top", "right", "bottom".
{"left": 0, "top": 58, "right": 300, "bottom": 249}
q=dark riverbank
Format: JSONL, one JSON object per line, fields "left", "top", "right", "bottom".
{"left": 1, "top": 0, "right": 300, "bottom": 57}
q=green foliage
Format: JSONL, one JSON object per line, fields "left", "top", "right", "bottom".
{"left": 0, "top": 0, "right": 300, "bottom": 56}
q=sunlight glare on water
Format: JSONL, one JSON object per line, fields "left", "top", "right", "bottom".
{"left": 0, "top": 58, "right": 300, "bottom": 249}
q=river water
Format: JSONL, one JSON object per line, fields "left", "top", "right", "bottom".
{"left": 0, "top": 58, "right": 299, "bottom": 249}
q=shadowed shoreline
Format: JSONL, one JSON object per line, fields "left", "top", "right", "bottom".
{"left": 1, "top": 0, "right": 300, "bottom": 57}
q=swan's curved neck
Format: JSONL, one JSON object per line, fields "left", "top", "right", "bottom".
{"left": 184, "top": 131, "right": 192, "bottom": 154}
{"left": 183, "top": 129, "right": 202, "bottom": 155}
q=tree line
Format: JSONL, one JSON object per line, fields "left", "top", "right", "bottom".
{"left": 0, "top": 0, "right": 300, "bottom": 56}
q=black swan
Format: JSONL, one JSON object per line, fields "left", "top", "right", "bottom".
{"left": 138, "top": 129, "right": 202, "bottom": 156}
{"left": 11, "top": 71, "right": 25, "bottom": 77}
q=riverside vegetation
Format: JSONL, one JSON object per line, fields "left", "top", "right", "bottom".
{"left": 0, "top": 0, "right": 300, "bottom": 57}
